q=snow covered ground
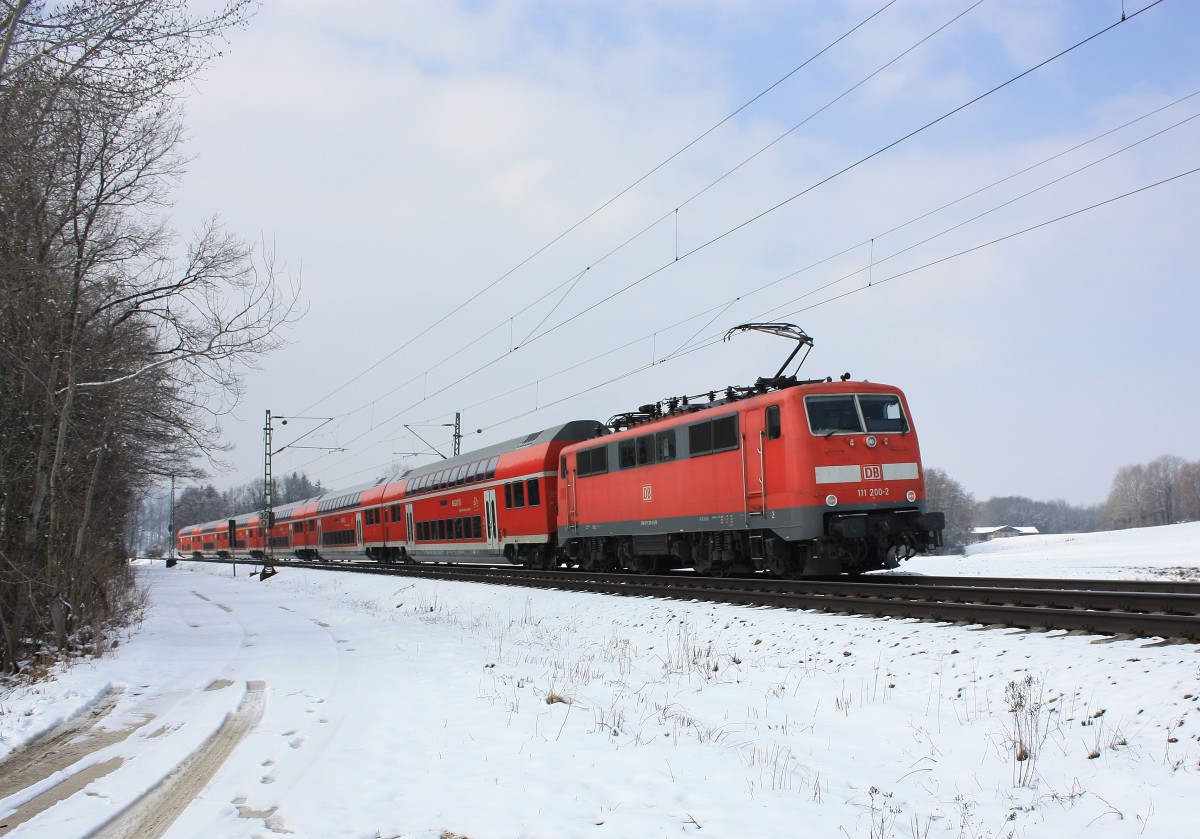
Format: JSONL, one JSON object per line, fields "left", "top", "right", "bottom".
{"left": 2, "top": 524, "right": 1198, "bottom": 838}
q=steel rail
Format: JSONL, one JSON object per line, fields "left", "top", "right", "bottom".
{"left": 172, "top": 557, "right": 1200, "bottom": 641}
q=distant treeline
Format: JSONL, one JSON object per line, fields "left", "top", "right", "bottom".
{"left": 926, "top": 454, "right": 1199, "bottom": 552}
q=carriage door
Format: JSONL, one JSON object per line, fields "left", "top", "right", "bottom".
{"left": 355, "top": 512, "right": 363, "bottom": 552}
{"left": 483, "top": 489, "right": 500, "bottom": 554}
{"left": 564, "top": 457, "right": 578, "bottom": 531}
{"left": 404, "top": 504, "right": 415, "bottom": 552}
{"left": 742, "top": 408, "right": 767, "bottom": 519}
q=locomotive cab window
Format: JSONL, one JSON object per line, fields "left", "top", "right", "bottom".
{"left": 805, "top": 395, "right": 863, "bottom": 435}
{"left": 804, "top": 393, "right": 909, "bottom": 435}
{"left": 859, "top": 394, "right": 909, "bottom": 433}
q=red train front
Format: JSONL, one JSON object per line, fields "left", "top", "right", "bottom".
{"left": 557, "top": 377, "right": 944, "bottom": 576}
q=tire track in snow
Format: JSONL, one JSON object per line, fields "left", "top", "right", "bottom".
{"left": 86, "top": 680, "right": 267, "bottom": 839}
{"left": 0, "top": 686, "right": 133, "bottom": 800}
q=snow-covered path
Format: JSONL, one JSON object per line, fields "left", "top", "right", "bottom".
{"left": 2, "top": 525, "right": 1200, "bottom": 838}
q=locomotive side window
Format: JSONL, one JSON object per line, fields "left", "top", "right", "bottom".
{"left": 561, "top": 456, "right": 567, "bottom": 478}
{"left": 859, "top": 394, "right": 909, "bottom": 433}
{"left": 577, "top": 444, "right": 609, "bottom": 477}
{"left": 636, "top": 435, "right": 654, "bottom": 466}
{"left": 655, "top": 430, "right": 676, "bottom": 462}
{"left": 766, "top": 405, "right": 782, "bottom": 439}
{"left": 618, "top": 439, "right": 636, "bottom": 469}
{"left": 688, "top": 414, "right": 739, "bottom": 457}
{"left": 712, "top": 415, "right": 738, "bottom": 451}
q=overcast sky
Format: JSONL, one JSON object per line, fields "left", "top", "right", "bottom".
{"left": 169, "top": 0, "right": 1200, "bottom": 507}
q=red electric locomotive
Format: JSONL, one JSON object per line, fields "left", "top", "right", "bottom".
{"left": 557, "top": 324, "right": 944, "bottom": 576}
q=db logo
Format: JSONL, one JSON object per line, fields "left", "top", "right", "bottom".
{"left": 862, "top": 465, "right": 883, "bottom": 481}
{"left": 642, "top": 485, "right": 653, "bottom": 502}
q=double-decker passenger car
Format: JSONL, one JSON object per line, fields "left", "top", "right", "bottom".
{"left": 178, "top": 420, "right": 607, "bottom": 566}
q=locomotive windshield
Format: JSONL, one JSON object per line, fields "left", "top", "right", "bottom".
{"left": 805, "top": 393, "right": 909, "bottom": 435}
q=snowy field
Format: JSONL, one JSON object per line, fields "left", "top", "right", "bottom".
{"left": 1, "top": 524, "right": 1198, "bottom": 838}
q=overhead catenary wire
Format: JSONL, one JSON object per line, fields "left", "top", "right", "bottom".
{"left": 291, "top": 0, "right": 903, "bottom": 419}
{"left": 278, "top": 0, "right": 1027, "bottom": 459}
{"left": 314, "top": 162, "right": 1199, "bottom": 488}
{"left": 307, "top": 157, "right": 1199, "bottom": 489}
{"left": 264, "top": 1, "right": 1177, "bottom": 484}
{"left": 277, "top": 75, "right": 1196, "bottom": 483}
{"left": 270, "top": 0, "right": 949, "bottom": 457}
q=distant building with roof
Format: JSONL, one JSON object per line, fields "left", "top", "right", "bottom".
{"left": 970, "top": 525, "right": 1040, "bottom": 541}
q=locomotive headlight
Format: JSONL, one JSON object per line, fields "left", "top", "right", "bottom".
{"left": 906, "top": 490, "right": 917, "bottom": 502}
{"left": 865, "top": 435, "right": 877, "bottom": 448}
{"left": 825, "top": 494, "right": 838, "bottom": 507}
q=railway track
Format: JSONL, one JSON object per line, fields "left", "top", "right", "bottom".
{"left": 176, "top": 557, "right": 1200, "bottom": 641}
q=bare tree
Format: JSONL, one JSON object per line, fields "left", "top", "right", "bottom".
{"left": 923, "top": 468, "right": 975, "bottom": 554}
{"left": 0, "top": 1, "right": 300, "bottom": 673}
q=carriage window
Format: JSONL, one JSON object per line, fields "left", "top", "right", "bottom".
{"left": 656, "top": 430, "right": 676, "bottom": 462}
{"left": 512, "top": 480, "right": 525, "bottom": 508}
{"left": 766, "top": 405, "right": 782, "bottom": 440}
{"left": 504, "top": 482, "right": 513, "bottom": 508}
{"left": 465, "top": 460, "right": 480, "bottom": 484}
{"left": 526, "top": 478, "right": 540, "bottom": 507}
{"left": 454, "top": 518, "right": 464, "bottom": 540}
{"left": 485, "top": 456, "right": 499, "bottom": 480}
{"left": 472, "top": 516, "right": 482, "bottom": 539}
